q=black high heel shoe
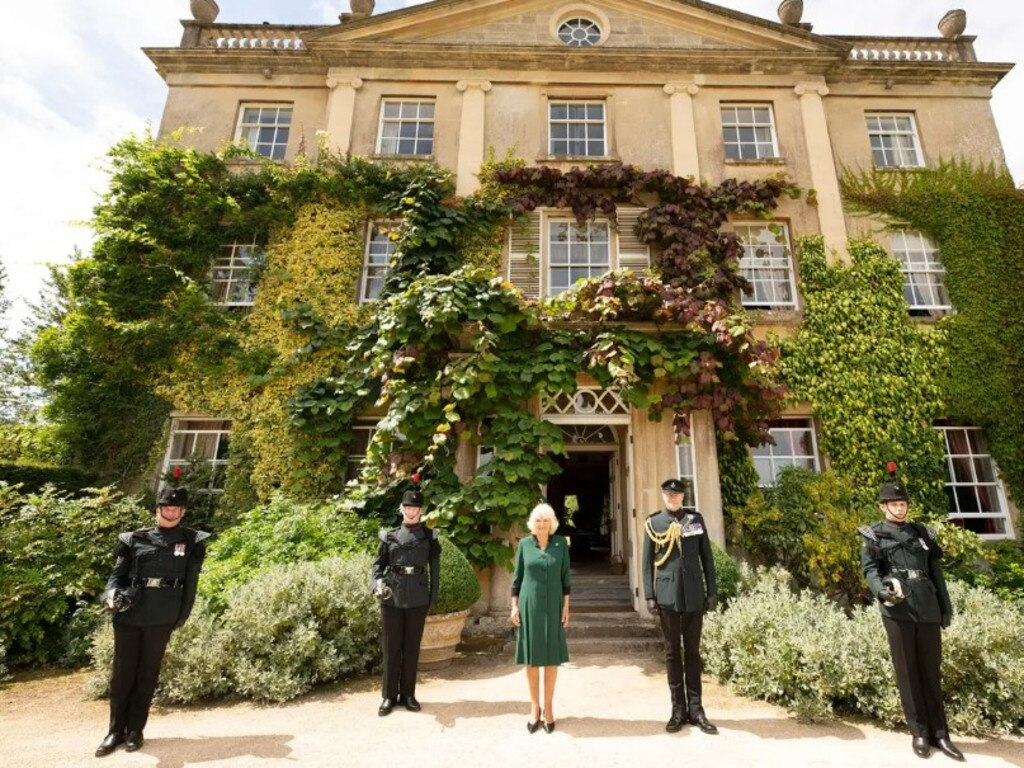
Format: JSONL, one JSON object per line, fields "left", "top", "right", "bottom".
{"left": 543, "top": 721, "right": 556, "bottom": 734}
{"left": 527, "top": 719, "right": 542, "bottom": 734}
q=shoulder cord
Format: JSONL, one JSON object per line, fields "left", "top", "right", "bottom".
{"left": 644, "top": 517, "right": 683, "bottom": 568}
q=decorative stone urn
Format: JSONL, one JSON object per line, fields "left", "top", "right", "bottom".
{"left": 777, "top": 0, "right": 804, "bottom": 25}
{"left": 938, "top": 9, "right": 967, "bottom": 40}
{"left": 190, "top": 0, "right": 220, "bottom": 23}
{"left": 350, "top": 0, "right": 375, "bottom": 17}
{"left": 419, "top": 609, "right": 470, "bottom": 669}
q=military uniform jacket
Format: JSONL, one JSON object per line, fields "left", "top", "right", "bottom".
{"left": 105, "top": 526, "right": 209, "bottom": 627}
{"left": 642, "top": 510, "right": 717, "bottom": 613}
{"left": 860, "top": 521, "right": 953, "bottom": 624}
{"left": 371, "top": 524, "right": 441, "bottom": 610}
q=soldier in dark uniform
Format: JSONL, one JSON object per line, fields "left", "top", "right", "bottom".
{"left": 642, "top": 478, "right": 719, "bottom": 734}
{"left": 859, "top": 463, "right": 964, "bottom": 761}
{"left": 95, "top": 486, "right": 210, "bottom": 758}
{"left": 370, "top": 481, "right": 441, "bottom": 716}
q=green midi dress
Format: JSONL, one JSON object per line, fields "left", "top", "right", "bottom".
{"left": 512, "top": 534, "right": 571, "bottom": 667}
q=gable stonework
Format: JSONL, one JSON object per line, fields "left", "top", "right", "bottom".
{"left": 420, "top": 6, "right": 733, "bottom": 48}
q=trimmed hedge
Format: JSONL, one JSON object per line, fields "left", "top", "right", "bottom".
{"left": 432, "top": 535, "right": 482, "bottom": 615}
{"left": 0, "top": 463, "right": 99, "bottom": 495}
{"left": 704, "top": 567, "right": 1024, "bottom": 735}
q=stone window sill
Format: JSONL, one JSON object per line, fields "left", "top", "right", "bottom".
{"left": 537, "top": 155, "right": 621, "bottom": 164}
{"left": 724, "top": 157, "right": 787, "bottom": 166}
{"left": 744, "top": 307, "right": 803, "bottom": 323}
{"left": 370, "top": 154, "right": 435, "bottom": 162}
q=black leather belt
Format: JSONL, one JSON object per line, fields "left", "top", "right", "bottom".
{"left": 889, "top": 567, "right": 927, "bottom": 581}
{"left": 133, "top": 577, "right": 185, "bottom": 589}
{"left": 393, "top": 566, "right": 425, "bottom": 575}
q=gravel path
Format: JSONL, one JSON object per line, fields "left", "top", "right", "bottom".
{"left": 1, "top": 657, "right": 1021, "bottom": 768}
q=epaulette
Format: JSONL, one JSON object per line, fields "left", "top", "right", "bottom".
{"left": 190, "top": 529, "right": 212, "bottom": 545}
{"left": 926, "top": 526, "right": 938, "bottom": 542}
{"left": 118, "top": 531, "right": 135, "bottom": 547}
{"left": 378, "top": 529, "right": 389, "bottom": 542}
{"left": 431, "top": 528, "right": 440, "bottom": 540}
{"left": 857, "top": 525, "right": 878, "bottom": 542}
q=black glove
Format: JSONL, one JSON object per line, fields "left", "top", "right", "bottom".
{"left": 941, "top": 614, "right": 952, "bottom": 630}
{"left": 646, "top": 598, "right": 661, "bottom": 616}
{"left": 704, "top": 594, "right": 719, "bottom": 613}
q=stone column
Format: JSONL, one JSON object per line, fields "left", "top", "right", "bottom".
{"left": 690, "top": 410, "right": 725, "bottom": 547}
{"left": 324, "top": 75, "right": 364, "bottom": 156}
{"left": 455, "top": 79, "right": 492, "bottom": 196}
{"left": 663, "top": 80, "right": 703, "bottom": 179}
{"left": 795, "top": 82, "right": 849, "bottom": 261}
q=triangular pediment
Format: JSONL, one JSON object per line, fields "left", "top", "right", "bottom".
{"left": 307, "top": 0, "right": 847, "bottom": 53}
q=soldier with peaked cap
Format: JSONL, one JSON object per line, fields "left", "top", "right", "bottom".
{"left": 371, "top": 474, "right": 441, "bottom": 716}
{"left": 95, "top": 484, "right": 210, "bottom": 758}
{"left": 859, "top": 462, "right": 964, "bottom": 762}
{"left": 642, "top": 477, "right": 719, "bottom": 734}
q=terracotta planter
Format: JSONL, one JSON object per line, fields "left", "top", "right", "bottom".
{"left": 938, "top": 9, "right": 966, "bottom": 40}
{"left": 350, "top": 0, "right": 375, "bottom": 16}
{"left": 777, "top": 0, "right": 803, "bottom": 25}
{"left": 420, "top": 609, "right": 470, "bottom": 669}
{"left": 190, "top": 0, "right": 219, "bottom": 23}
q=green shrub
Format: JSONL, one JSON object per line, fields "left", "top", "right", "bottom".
{"left": 711, "top": 541, "right": 740, "bottom": 605}
{"left": 0, "top": 641, "right": 9, "bottom": 682}
{"left": 0, "top": 483, "right": 148, "bottom": 664}
{"left": 0, "top": 464, "right": 98, "bottom": 494}
{"left": 199, "top": 494, "right": 379, "bottom": 611}
{"left": 431, "top": 536, "right": 481, "bottom": 615}
{"left": 951, "top": 540, "right": 1024, "bottom": 604}
{"left": 89, "top": 554, "right": 380, "bottom": 704}
{"left": 704, "top": 568, "right": 1024, "bottom": 735}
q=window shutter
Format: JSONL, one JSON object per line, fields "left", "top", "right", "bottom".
{"left": 507, "top": 211, "right": 542, "bottom": 299}
{"left": 616, "top": 206, "right": 650, "bottom": 272}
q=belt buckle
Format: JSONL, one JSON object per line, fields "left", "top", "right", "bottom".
{"left": 145, "top": 577, "right": 163, "bottom": 588}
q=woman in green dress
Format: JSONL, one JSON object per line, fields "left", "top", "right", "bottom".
{"left": 510, "top": 503, "right": 570, "bottom": 734}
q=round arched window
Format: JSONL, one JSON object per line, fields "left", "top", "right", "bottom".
{"left": 557, "top": 18, "right": 602, "bottom": 47}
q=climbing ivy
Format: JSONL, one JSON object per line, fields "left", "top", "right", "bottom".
{"left": 842, "top": 162, "right": 1024, "bottom": 507}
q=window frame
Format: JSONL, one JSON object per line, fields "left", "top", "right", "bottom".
{"left": 548, "top": 100, "right": 608, "bottom": 158}
{"left": 888, "top": 230, "right": 952, "bottom": 312}
{"left": 234, "top": 102, "right": 293, "bottom": 160}
{"left": 211, "top": 240, "right": 262, "bottom": 308}
{"left": 750, "top": 417, "right": 820, "bottom": 487}
{"left": 545, "top": 216, "right": 612, "bottom": 297}
{"left": 160, "top": 418, "right": 232, "bottom": 494}
{"left": 675, "top": 426, "right": 700, "bottom": 513}
{"left": 375, "top": 98, "right": 436, "bottom": 157}
{"left": 720, "top": 103, "right": 780, "bottom": 161}
{"left": 734, "top": 221, "right": 799, "bottom": 310}
{"left": 866, "top": 112, "right": 925, "bottom": 169}
{"left": 937, "top": 423, "right": 1013, "bottom": 540}
{"left": 346, "top": 420, "right": 379, "bottom": 483}
{"left": 360, "top": 222, "right": 399, "bottom": 304}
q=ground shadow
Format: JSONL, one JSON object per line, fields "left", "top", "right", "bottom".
{"left": 425, "top": 699, "right": 528, "bottom": 728}
{"left": 718, "top": 717, "right": 866, "bottom": 741}
{"left": 142, "top": 734, "right": 294, "bottom": 768}
{"left": 956, "top": 738, "right": 1024, "bottom": 768}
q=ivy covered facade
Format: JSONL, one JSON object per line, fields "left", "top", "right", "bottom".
{"left": 38, "top": 0, "right": 1020, "bottom": 614}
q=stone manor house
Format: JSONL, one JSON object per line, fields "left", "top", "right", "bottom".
{"left": 147, "top": 0, "right": 1018, "bottom": 611}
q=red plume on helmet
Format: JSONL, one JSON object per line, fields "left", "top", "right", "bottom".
{"left": 411, "top": 471, "right": 422, "bottom": 485}
{"left": 173, "top": 466, "right": 183, "bottom": 479}
{"left": 886, "top": 461, "right": 897, "bottom": 477}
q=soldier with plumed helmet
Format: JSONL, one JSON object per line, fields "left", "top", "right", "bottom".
{"left": 859, "top": 462, "right": 964, "bottom": 761}
{"left": 371, "top": 473, "right": 441, "bottom": 716}
{"left": 95, "top": 481, "right": 210, "bottom": 758}
{"left": 642, "top": 477, "right": 719, "bottom": 735}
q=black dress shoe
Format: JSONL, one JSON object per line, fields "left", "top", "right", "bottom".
{"left": 543, "top": 721, "right": 556, "bottom": 734}
{"left": 912, "top": 736, "right": 931, "bottom": 758}
{"left": 689, "top": 711, "right": 719, "bottom": 734}
{"left": 95, "top": 732, "right": 124, "bottom": 758}
{"left": 933, "top": 736, "right": 965, "bottom": 761}
{"left": 666, "top": 708, "right": 687, "bottom": 733}
{"left": 378, "top": 698, "right": 395, "bottom": 716}
{"left": 125, "top": 731, "right": 143, "bottom": 752}
{"left": 527, "top": 720, "right": 542, "bottom": 734}
{"left": 400, "top": 695, "right": 421, "bottom": 712}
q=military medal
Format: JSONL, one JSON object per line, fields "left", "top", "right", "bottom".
{"left": 174, "top": 543, "right": 186, "bottom": 557}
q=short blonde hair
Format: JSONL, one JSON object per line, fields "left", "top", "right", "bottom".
{"left": 527, "top": 503, "right": 559, "bottom": 534}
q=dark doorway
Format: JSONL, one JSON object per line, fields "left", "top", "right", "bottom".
{"left": 547, "top": 451, "right": 612, "bottom": 564}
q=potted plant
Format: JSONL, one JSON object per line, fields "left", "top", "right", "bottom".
{"left": 420, "top": 537, "right": 482, "bottom": 668}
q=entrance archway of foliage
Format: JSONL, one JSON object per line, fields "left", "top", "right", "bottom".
{"left": 30, "top": 133, "right": 797, "bottom": 566}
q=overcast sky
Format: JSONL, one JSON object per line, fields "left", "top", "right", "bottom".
{"left": 1, "top": 0, "right": 1020, "bottom": 330}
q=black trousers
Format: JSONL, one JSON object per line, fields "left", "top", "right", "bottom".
{"left": 381, "top": 604, "right": 429, "bottom": 700}
{"left": 882, "top": 617, "right": 949, "bottom": 738}
{"left": 659, "top": 608, "right": 704, "bottom": 714}
{"left": 109, "top": 622, "right": 175, "bottom": 734}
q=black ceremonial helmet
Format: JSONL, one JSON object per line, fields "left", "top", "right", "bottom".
{"left": 878, "top": 461, "right": 910, "bottom": 503}
{"left": 157, "top": 486, "right": 189, "bottom": 507}
{"left": 661, "top": 478, "right": 687, "bottom": 494}
{"left": 402, "top": 471, "right": 424, "bottom": 507}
